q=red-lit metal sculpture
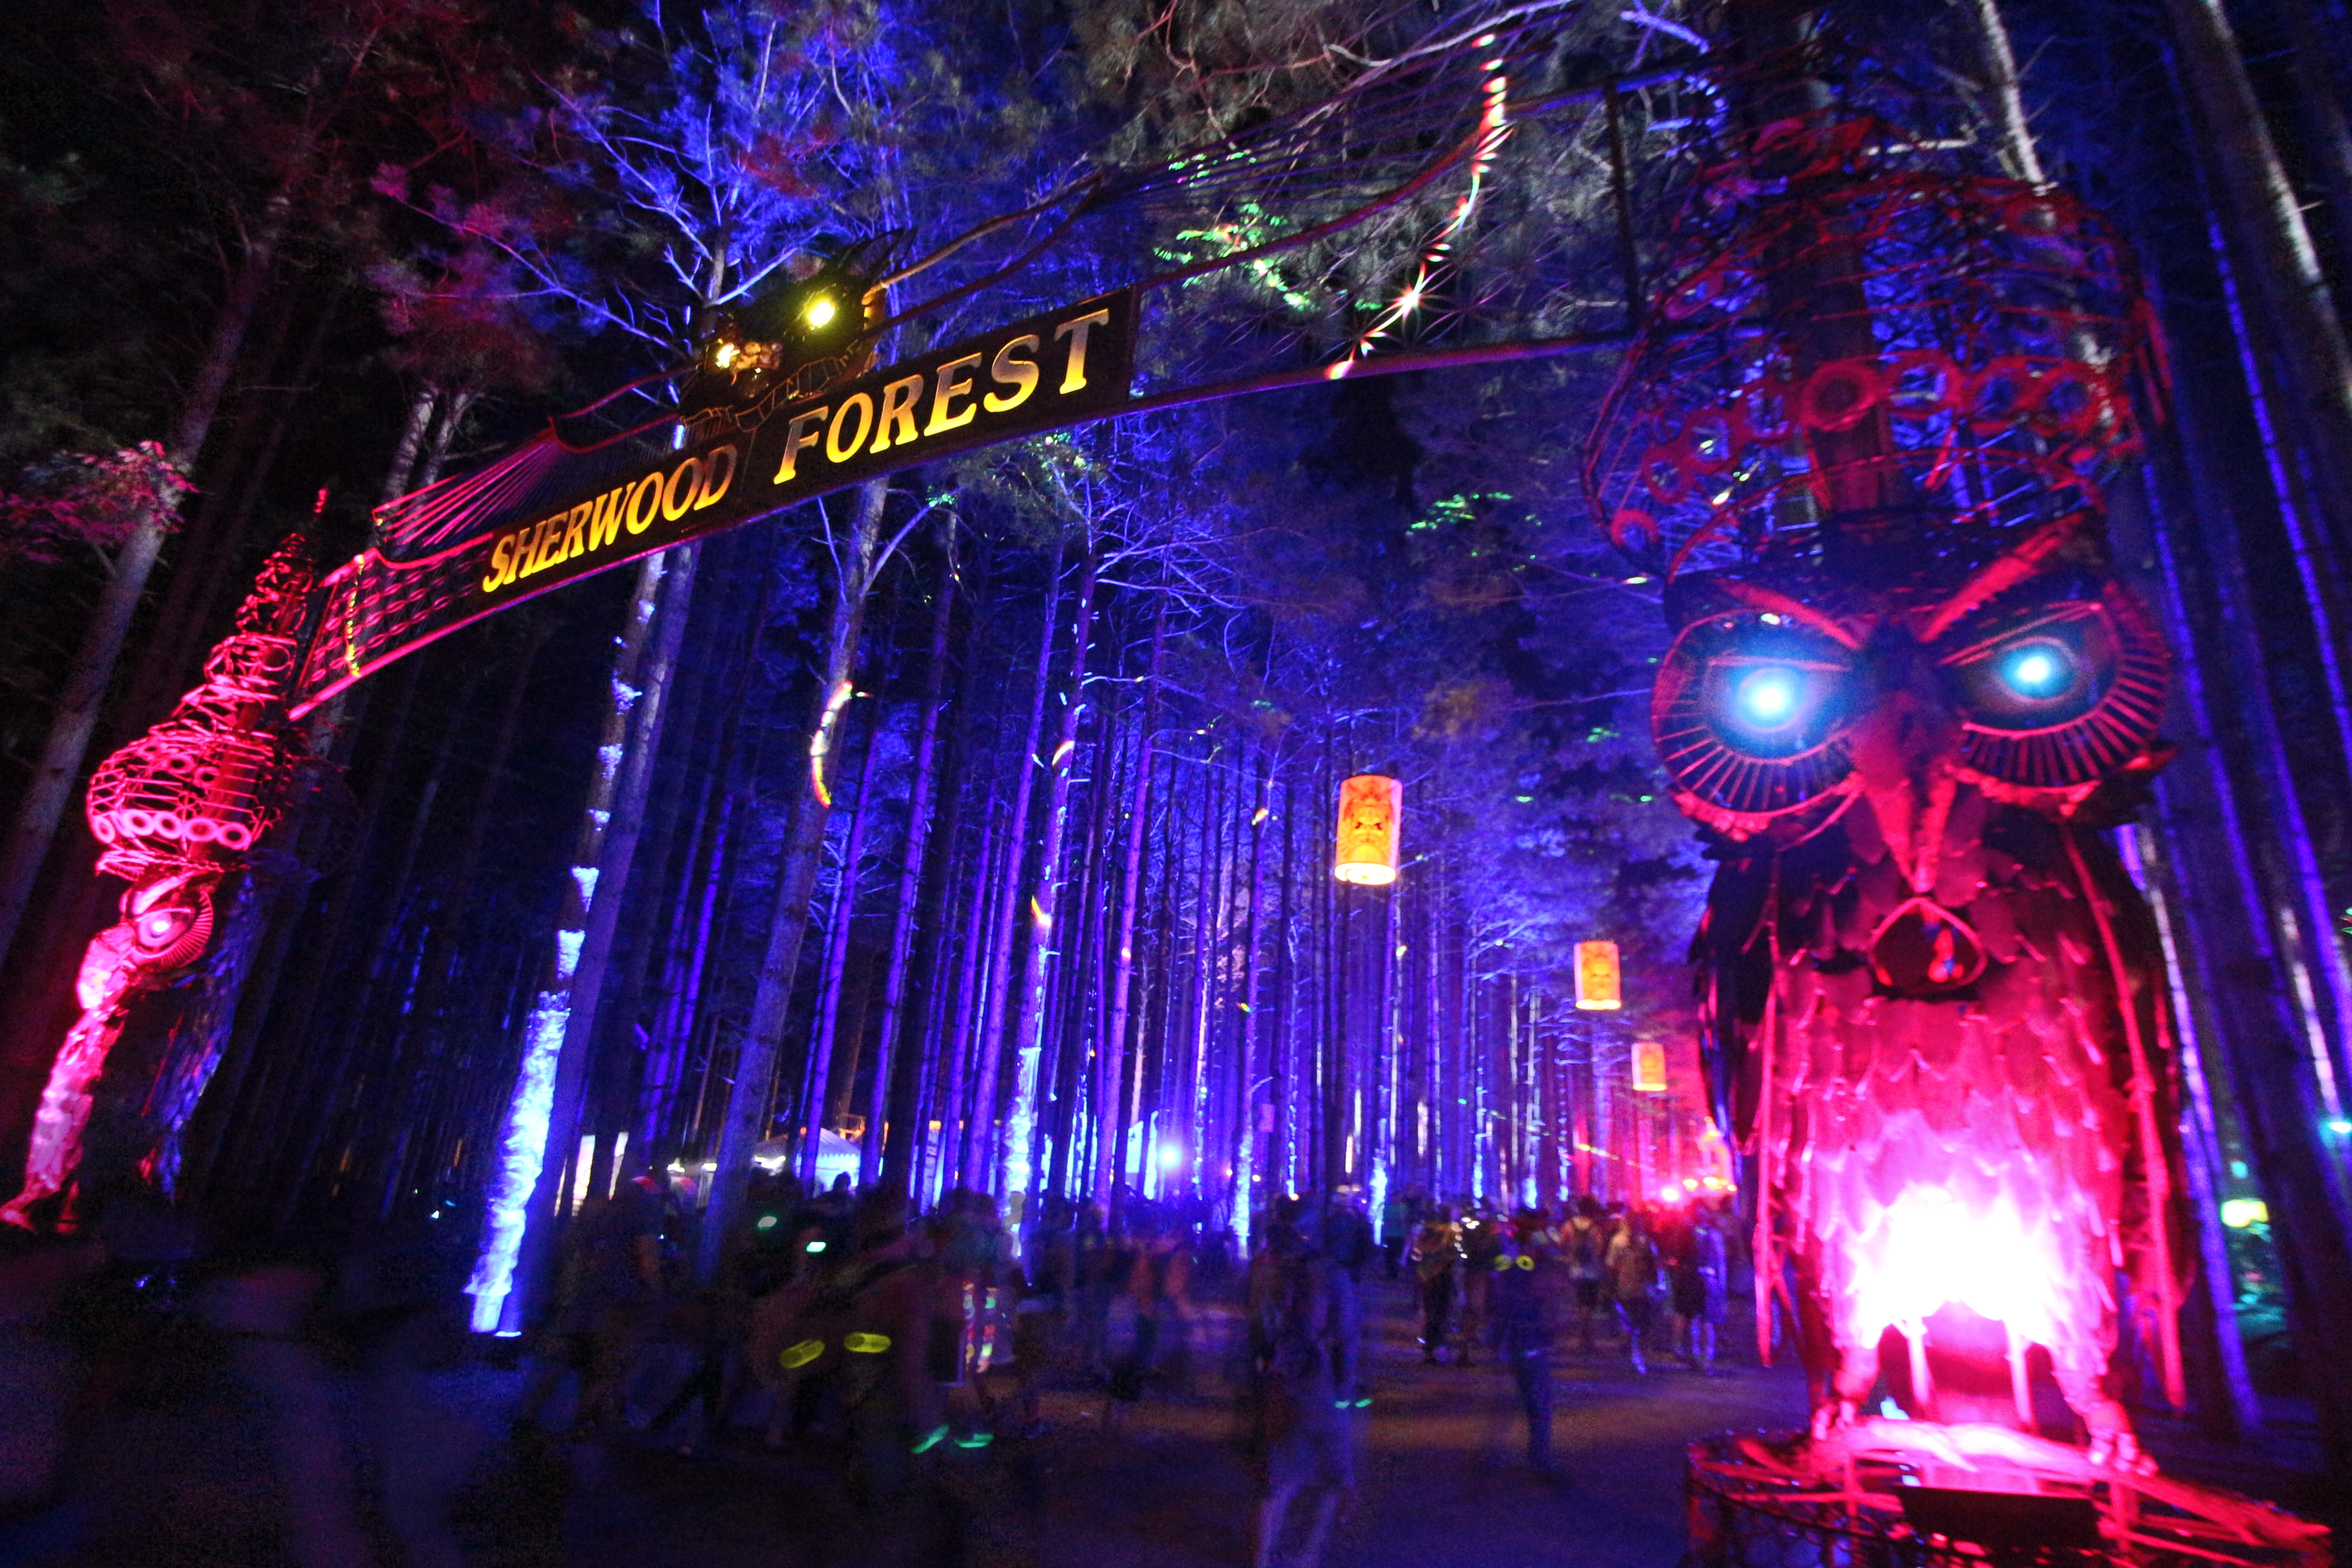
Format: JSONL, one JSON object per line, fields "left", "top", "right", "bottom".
{"left": 1590, "top": 108, "right": 2188, "bottom": 1465}
{"left": 1, "top": 538, "right": 316, "bottom": 1230}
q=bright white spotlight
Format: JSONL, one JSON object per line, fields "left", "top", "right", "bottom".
{"left": 1734, "top": 667, "right": 1800, "bottom": 726}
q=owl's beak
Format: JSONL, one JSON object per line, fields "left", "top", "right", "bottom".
{"left": 1849, "top": 646, "right": 1964, "bottom": 897}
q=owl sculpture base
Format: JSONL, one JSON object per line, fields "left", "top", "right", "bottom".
{"left": 1687, "top": 1424, "right": 2330, "bottom": 1568}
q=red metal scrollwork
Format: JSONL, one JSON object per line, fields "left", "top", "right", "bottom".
{"left": 4, "top": 536, "right": 324, "bottom": 1230}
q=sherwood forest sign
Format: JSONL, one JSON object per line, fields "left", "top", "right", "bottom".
{"left": 294, "top": 290, "right": 1137, "bottom": 714}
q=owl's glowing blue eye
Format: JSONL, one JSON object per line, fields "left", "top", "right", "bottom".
{"left": 1998, "top": 642, "right": 2073, "bottom": 699}
{"left": 1732, "top": 667, "right": 1803, "bottom": 727}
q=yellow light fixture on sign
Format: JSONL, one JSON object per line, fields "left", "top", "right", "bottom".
{"left": 1632, "top": 1039, "right": 1667, "bottom": 1093}
{"left": 1574, "top": 939, "right": 1622, "bottom": 1009}
{"left": 1333, "top": 774, "right": 1402, "bottom": 887}
{"left": 804, "top": 294, "right": 839, "bottom": 329}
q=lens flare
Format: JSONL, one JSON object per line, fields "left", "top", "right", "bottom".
{"left": 1999, "top": 641, "right": 2072, "bottom": 697}
{"left": 1734, "top": 667, "right": 1801, "bottom": 726}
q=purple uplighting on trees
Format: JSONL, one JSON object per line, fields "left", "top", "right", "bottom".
{"left": 7, "top": 1, "right": 2352, "bottom": 1534}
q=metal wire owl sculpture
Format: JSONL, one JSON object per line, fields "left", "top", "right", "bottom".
{"left": 1588, "top": 111, "right": 2189, "bottom": 1465}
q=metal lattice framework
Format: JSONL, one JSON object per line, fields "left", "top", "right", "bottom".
{"left": 1585, "top": 112, "right": 2154, "bottom": 586}
{"left": 1586, "top": 112, "right": 2171, "bottom": 828}
{"left": 86, "top": 540, "right": 316, "bottom": 878}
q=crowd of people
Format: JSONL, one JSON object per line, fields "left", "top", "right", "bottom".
{"left": 518, "top": 1171, "right": 1744, "bottom": 1554}
{"left": 525, "top": 1169, "right": 1262, "bottom": 1477}
{"left": 1392, "top": 1193, "right": 1736, "bottom": 1379}
{"left": 0, "top": 1170, "right": 1748, "bottom": 1565}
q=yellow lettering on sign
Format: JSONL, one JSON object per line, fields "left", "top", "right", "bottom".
{"left": 776, "top": 407, "right": 830, "bottom": 483}
{"left": 483, "top": 535, "right": 514, "bottom": 593}
{"left": 869, "top": 373, "right": 925, "bottom": 453}
{"left": 588, "top": 486, "right": 625, "bottom": 552}
{"left": 695, "top": 445, "right": 738, "bottom": 508}
{"left": 925, "top": 353, "right": 984, "bottom": 436}
{"left": 828, "top": 393, "right": 875, "bottom": 464}
{"left": 984, "top": 335, "right": 1039, "bottom": 413}
{"left": 1053, "top": 307, "right": 1112, "bottom": 393}
{"left": 558, "top": 502, "right": 590, "bottom": 562}
{"left": 624, "top": 472, "right": 663, "bottom": 535}
{"left": 661, "top": 458, "right": 704, "bottom": 523}
{"left": 523, "top": 515, "right": 559, "bottom": 576}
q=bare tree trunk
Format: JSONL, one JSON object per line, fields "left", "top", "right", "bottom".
{"left": 1093, "top": 607, "right": 1166, "bottom": 1205}
{"left": 2136, "top": 414, "right": 2352, "bottom": 1460}
{"left": 470, "top": 543, "right": 699, "bottom": 1331}
{"left": 998, "top": 552, "right": 1098, "bottom": 1210}
{"left": 641, "top": 753, "right": 729, "bottom": 1159}
{"left": 0, "top": 191, "right": 292, "bottom": 976}
{"left": 2165, "top": 0, "right": 2352, "bottom": 583}
{"left": 1134, "top": 800, "right": 1178, "bottom": 1206}
{"left": 376, "top": 622, "right": 549, "bottom": 1215}
{"left": 935, "top": 806, "right": 1001, "bottom": 1196}
{"left": 866, "top": 526, "right": 958, "bottom": 1188}
{"left": 959, "top": 565, "right": 1063, "bottom": 1187}
{"left": 1962, "top": 0, "right": 2047, "bottom": 183}
{"left": 1272, "top": 775, "right": 1297, "bottom": 1196}
{"left": 1059, "top": 708, "right": 1122, "bottom": 1200}
{"left": 698, "top": 478, "right": 891, "bottom": 1280}
{"left": 132, "top": 292, "right": 344, "bottom": 737}
{"left": 1229, "top": 752, "right": 1270, "bottom": 1242}
{"left": 1181, "top": 757, "right": 1227, "bottom": 1197}
{"left": 900, "top": 576, "right": 992, "bottom": 1200}
{"left": 798, "top": 706, "right": 882, "bottom": 1188}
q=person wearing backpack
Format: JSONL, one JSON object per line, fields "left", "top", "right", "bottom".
{"left": 1454, "top": 1207, "right": 1503, "bottom": 1367}
{"left": 1605, "top": 1206, "right": 1658, "bottom": 1375}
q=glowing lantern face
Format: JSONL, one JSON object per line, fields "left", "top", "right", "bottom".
{"left": 1632, "top": 1039, "right": 1668, "bottom": 1093}
{"left": 1333, "top": 774, "right": 1402, "bottom": 886}
{"left": 1574, "top": 940, "right": 1622, "bottom": 1009}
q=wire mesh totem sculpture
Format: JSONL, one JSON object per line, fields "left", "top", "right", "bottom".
{"left": 2, "top": 537, "right": 319, "bottom": 1230}
{"left": 1588, "top": 106, "right": 2187, "bottom": 1466}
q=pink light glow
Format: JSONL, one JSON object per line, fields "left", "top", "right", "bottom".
{"left": 1841, "top": 1186, "right": 2072, "bottom": 1353}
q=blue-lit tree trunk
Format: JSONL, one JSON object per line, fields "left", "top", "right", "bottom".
{"left": 798, "top": 701, "right": 883, "bottom": 1189}
{"left": 1229, "top": 752, "right": 1271, "bottom": 1244}
{"left": 959, "top": 565, "right": 1063, "bottom": 1187}
{"left": 1094, "top": 607, "right": 1166, "bottom": 1205}
{"left": 470, "top": 544, "right": 697, "bottom": 1331}
{"left": 999, "top": 550, "right": 1097, "bottom": 1209}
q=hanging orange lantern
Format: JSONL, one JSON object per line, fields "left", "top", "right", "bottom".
{"left": 1333, "top": 774, "right": 1402, "bottom": 887}
{"left": 1574, "top": 939, "right": 1622, "bottom": 1009}
{"left": 1632, "top": 1039, "right": 1668, "bottom": 1093}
